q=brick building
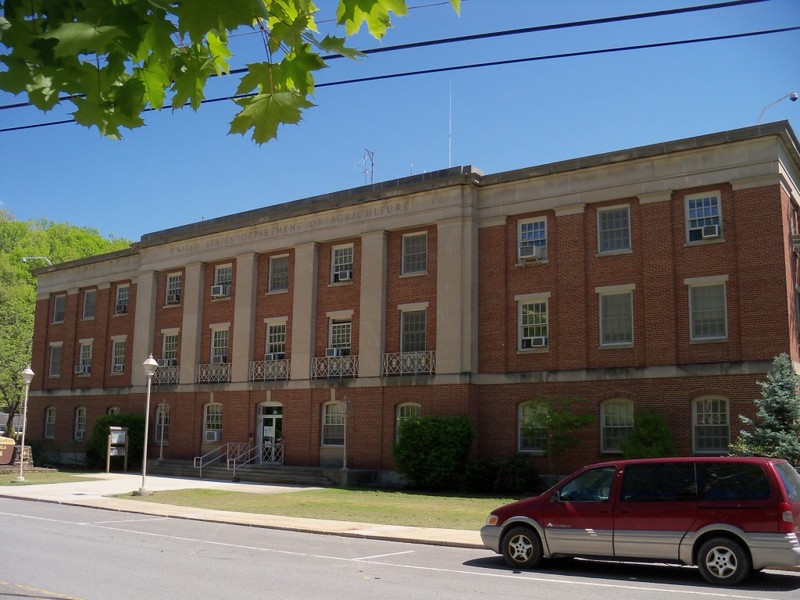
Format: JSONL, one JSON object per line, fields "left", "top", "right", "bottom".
{"left": 26, "top": 121, "right": 800, "bottom": 479}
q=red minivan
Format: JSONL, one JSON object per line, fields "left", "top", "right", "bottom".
{"left": 481, "top": 457, "right": 800, "bottom": 585}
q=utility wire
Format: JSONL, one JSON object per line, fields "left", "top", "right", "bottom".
{"left": 0, "top": 0, "right": 771, "bottom": 113}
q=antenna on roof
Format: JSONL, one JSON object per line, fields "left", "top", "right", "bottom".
{"left": 361, "top": 149, "right": 375, "bottom": 184}
{"left": 448, "top": 80, "right": 453, "bottom": 168}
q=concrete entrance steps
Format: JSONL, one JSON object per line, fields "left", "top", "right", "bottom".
{"left": 147, "top": 459, "right": 336, "bottom": 487}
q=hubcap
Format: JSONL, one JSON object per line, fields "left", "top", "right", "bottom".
{"left": 705, "top": 546, "right": 737, "bottom": 579}
{"left": 508, "top": 534, "right": 533, "bottom": 562}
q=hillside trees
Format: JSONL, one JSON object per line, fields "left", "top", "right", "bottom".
{"left": 0, "top": 210, "right": 129, "bottom": 436}
{"left": 0, "top": 0, "right": 459, "bottom": 143}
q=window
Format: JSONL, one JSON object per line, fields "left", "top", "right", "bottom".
{"left": 107, "top": 406, "right": 120, "bottom": 416}
{"left": 77, "top": 341, "right": 93, "bottom": 375}
{"left": 212, "top": 264, "right": 232, "bottom": 297}
{"left": 597, "top": 206, "right": 631, "bottom": 253}
{"left": 686, "top": 192, "right": 722, "bottom": 242}
{"left": 396, "top": 402, "right": 421, "bottom": 441}
{"left": 693, "top": 396, "right": 729, "bottom": 454}
{"left": 322, "top": 402, "right": 346, "bottom": 445}
{"left": 518, "top": 218, "right": 547, "bottom": 260}
{"left": 269, "top": 255, "right": 289, "bottom": 292}
{"left": 599, "top": 290, "right": 633, "bottom": 346}
{"left": 697, "top": 463, "right": 771, "bottom": 501}
{"left": 518, "top": 401, "right": 547, "bottom": 454}
{"left": 155, "top": 404, "right": 170, "bottom": 444}
{"left": 166, "top": 273, "right": 182, "bottom": 305}
{"left": 559, "top": 466, "right": 616, "bottom": 502}
{"left": 329, "top": 320, "right": 351, "bottom": 354}
{"left": 401, "top": 311, "right": 426, "bottom": 353}
{"left": 115, "top": 284, "right": 130, "bottom": 314}
{"left": 74, "top": 407, "right": 87, "bottom": 440}
{"left": 53, "top": 294, "right": 66, "bottom": 323}
{"left": 204, "top": 403, "right": 222, "bottom": 441}
{"left": 331, "top": 245, "right": 353, "bottom": 283}
{"left": 111, "top": 338, "right": 126, "bottom": 373}
{"left": 267, "top": 323, "right": 287, "bottom": 355}
{"left": 519, "top": 297, "right": 549, "bottom": 349}
{"left": 688, "top": 278, "right": 727, "bottom": 341}
{"left": 620, "top": 463, "right": 697, "bottom": 502}
{"left": 44, "top": 407, "right": 56, "bottom": 439}
{"left": 402, "top": 233, "right": 427, "bottom": 274}
{"left": 162, "top": 333, "right": 179, "bottom": 364}
{"left": 49, "top": 343, "right": 62, "bottom": 377}
{"left": 600, "top": 399, "right": 634, "bottom": 453}
{"left": 212, "top": 329, "right": 229, "bottom": 363}
{"left": 82, "top": 289, "right": 96, "bottom": 319}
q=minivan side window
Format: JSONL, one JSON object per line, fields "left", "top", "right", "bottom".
{"left": 620, "top": 463, "right": 697, "bottom": 502}
{"left": 559, "top": 466, "right": 616, "bottom": 502}
{"left": 775, "top": 462, "right": 800, "bottom": 502}
{"left": 697, "top": 463, "right": 772, "bottom": 501}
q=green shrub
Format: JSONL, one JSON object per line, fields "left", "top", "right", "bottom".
{"left": 85, "top": 413, "right": 145, "bottom": 470}
{"left": 462, "top": 455, "right": 540, "bottom": 495}
{"left": 392, "top": 415, "right": 474, "bottom": 490}
{"left": 621, "top": 409, "right": 677, "bottom": 458}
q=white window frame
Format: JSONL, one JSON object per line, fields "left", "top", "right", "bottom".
{"left": 329, "top": 319, "right": 352, "bottom": 354}
{"left": 78, "top": 339, "right": 93, "bottom": 374}
{"left": 331, "top": 244, "right": 354, "bottom": 283}
{"left": 53, "top": 294, "right": 66, "bottom": 323}
{"left": 597, "top": 284, "right": 635, "bottom": 347}
{"left": 211, "top": 326, "right": 230, "bottom": 363}
{"left": 518, "top": 401, "right": 547, "bottom": 455}
{"left": 155, "top": 403, "right": 170, "bottom": 444}
{"left": 268, "top": 254, "right": 290, "bottom": 293}
{"left": 162, "top": 330, "right": 179, "bottom": 363}
{"left": 401, "top": 232, "right": 427, "bottom": 275}
{"left": 267, "top": 322, "right": 287, "bottom": 355}
{"left": 600, "top": 399, "right": 634, "bottom": 453}
{"left": 49, "top": 342, "right": 63, "bottom": 377}
{"left": 516, "top": 293, "right": 550, "bottom": 350}
{"left": 597, "top": 205, "right": 631, "bottom": 254}
{"left": 395, "top": 402, "right": 421, "bottom": 442}
{"left": 518, "top": 217, "right": 548, "bottom": 260}
{"left": 685, "top": 191, "right": 722, "bottom": 243}
{"left": 44, "top": 407, "right": 56, "bottom": 439}
{"left": 322, "top": 401, "right": 346, "bottom": 446}
{"left": 82, "top": 289, "right": 96, "bottom": 320}
{"left": 401, "top": 310, "right": 426, "bottom": 353}
{"left": 74, "top": 406, "right": 86, "bottom": 440}
{"left": 693, "top": 396, "right": 730, "bottom": 454}
{"left": 111, "top": 337, "right": 126, "bottom": 373}
{"left": 115, "top": 284, "right": 130, "bottom": 315}
{"left": 107, "top": 406, "right": 120, "bottom": 416}
{"left": 166, "top": 272, "right": 182, "bottom": 305}
{"left": 204, "top": 403, "right": 223, "bottom": 441}
{"left": 686, "top": 275, "right": 728, "bottom": 341}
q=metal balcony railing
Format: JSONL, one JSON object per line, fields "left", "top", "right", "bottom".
{"left": 312, "top": 355, "right": 359, "bottom": 379}
{"left": 382, "top": 351, "right": 436, "bottom": 376}
{"left": 195, "top": 362, "right": 231, "bottom": 383}
{"left": 154, "top": 365, "right": 179, "bottom": 385}
{"left": 249, "top": 358, "right": 291, "bottom": 381}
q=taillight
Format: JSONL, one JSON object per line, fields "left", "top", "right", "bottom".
{"left": 779, "top": 501, "right": 795, "bottom": 534}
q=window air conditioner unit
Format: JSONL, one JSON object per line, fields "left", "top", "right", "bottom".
{"left": 522, "top": 336, "right": 547, "bottom": 349}
{"left": 115, "top": 304, "right": 128, "bottom": 314}
{"left": 211, "top": 284, "right": 230, "bottom": 298}
{"left": 326, "top": 347, "right": 343, "bottom": 357}
{"left": 336, "top": 270, "right": 352, "bottom": 282}
{"left": 519, "top": 245, "right": 545, "bottom": 261}
{"left": 157, "top": 358, "right": 177, "bottom": 367}
{"left": 204, "top": 430, "right": 221, "bottom": 442}
{"left": 792, "top": 234, "right": 800, "bottom": 253}
{"left": 211, "top": 355, "right": 226, "bottom": 364}
{"left": 112, "top": 364, "right": 124, "bottom": 373}
{"left": 701, "top": 224, "right": 720, "bottom": 239}
{"left": 166, "top": 293, "right": 181, "bottom": 304}
{"left": 264, "top": 353, "right": 285, "bottom": 361}
{"left": 74, "top": 365, "right": 91, "bottom": 375}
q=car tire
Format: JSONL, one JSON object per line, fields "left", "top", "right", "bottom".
{"left": 501, "top": 526, "right": 544, "bottom": 569}
{"left": 697, "top": 537, "right": 751, "bottom": 586}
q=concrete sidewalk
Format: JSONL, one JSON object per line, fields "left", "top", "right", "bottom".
{"left": 0, "top": 472, "right": 484, "bottom": 549}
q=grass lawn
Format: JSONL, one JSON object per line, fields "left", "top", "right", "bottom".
{"left": 0, "top": 471, "right": 99, "bottom": 486}
{"left": 126, "top": 487, "right": 518, "bottom": 530}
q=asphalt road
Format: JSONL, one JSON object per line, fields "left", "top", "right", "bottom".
{"left": 2, "top": 498, "right": 800, "bottom": 600}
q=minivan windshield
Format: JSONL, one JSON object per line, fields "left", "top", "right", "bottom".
{"left": 775, "top": 462, "right": 800, "bottom": 502}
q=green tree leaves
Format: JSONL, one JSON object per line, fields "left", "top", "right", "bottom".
{"left": 0, "top": 0, "right": 460, "bottom": 143}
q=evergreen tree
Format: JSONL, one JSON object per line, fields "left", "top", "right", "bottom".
{"left": 730, "top": 353, "right": 800, "bottom": 467}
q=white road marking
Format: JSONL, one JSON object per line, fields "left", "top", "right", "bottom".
{"left": 354, "top": 550, "right": 416, "bottom": 560}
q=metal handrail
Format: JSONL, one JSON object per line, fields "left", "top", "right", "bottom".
{"left": 227, "top": 443, "right": 259, "bottom": 481}
{"left": 193, "top": 444, "right": 228, "bottom": 479}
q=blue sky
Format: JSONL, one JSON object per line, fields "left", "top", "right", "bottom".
{"left": 1, "top": 0, "right": 799, "bottom": 242}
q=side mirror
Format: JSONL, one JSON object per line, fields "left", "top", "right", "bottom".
{"left": 550, "top": 491, "right": 561, "bottom": 503}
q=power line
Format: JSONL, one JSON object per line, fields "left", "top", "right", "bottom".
{"left": 1, "top": 25, "right": 796, "bottom": 134}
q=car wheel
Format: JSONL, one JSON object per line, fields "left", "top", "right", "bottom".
{"left": 697, "top": 537, "right": 751, "bottom": 586}
{"left": 501, "top": 526, "right": 543, "bottom": 569}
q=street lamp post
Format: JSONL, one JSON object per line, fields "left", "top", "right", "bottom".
{"left": 757, "top": 90, "right": 798, "bottom": 124}
{"left": 135, "top": 355, "right": 159, "bottom": 496}
{"left": 13, "top": 366, "right": 34, "bottom": 483}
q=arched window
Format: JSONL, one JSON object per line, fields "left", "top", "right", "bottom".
{"left": 203, "top": 403, "right": 222, "bottom": 442}
{"left": 74, "top": 407, "right": 87, "bottom": 440}
{"left": 322, "top": 402, "right": 346, "bottom": 446}
{"left": 600, "top": 399, "right": 634, "bottom": 453}
{"left": 693, "top": 396, "right": 729, "bottom": 454}
{"left": 518, "top": 401, "right": 547, "bottom": 455}
{"left": 44, "top": 407, "right": 56, "bottom": 439}
{"left": 395, "top": 402, "right": 421, "bottom": 441}
{"left": 107, "top": 406, "right": 120, "bottom": 416}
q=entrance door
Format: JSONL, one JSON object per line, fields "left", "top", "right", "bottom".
{"left": 258, "top": 404, "right": 284, "bottom": 465}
